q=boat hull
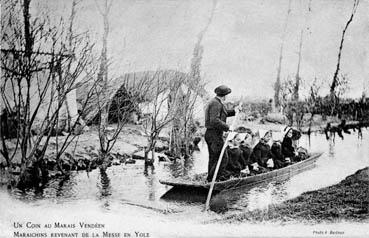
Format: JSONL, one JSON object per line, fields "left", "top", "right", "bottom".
{"left": 159, "top": 152, "right": 323, "bottom": 192}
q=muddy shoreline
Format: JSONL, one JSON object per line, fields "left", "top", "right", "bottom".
{"left": 0, "top": 124, "right": 171, "bottom": 187}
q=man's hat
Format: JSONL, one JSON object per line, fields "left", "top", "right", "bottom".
{"left": 214, "top": 85, "right": 232, "bottom": 96}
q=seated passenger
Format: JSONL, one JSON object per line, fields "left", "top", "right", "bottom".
{"left": 270, "top": 141, "right": 290, "bottom": 168}
{"left": 249, "top": 130, "right": 274, "bottom": 173}
{"left": 217, "top": 132, "right": 252, "bottom": 180}
{"left": 281, "top": 126, "right": 303, "bottom": 162}
{"left": 296, "top": 147, "right": 310, "bottom": 160}
{"left": 238, "top": 133, "right": 253, "bottom": 172}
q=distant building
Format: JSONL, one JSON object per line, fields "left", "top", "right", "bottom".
{"left": 76, "top": 70, "right": 208, "bottom": 125}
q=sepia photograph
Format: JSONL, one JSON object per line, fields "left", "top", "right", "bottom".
{"left": 1, "top": 0, "right": 369, "bottom": 237}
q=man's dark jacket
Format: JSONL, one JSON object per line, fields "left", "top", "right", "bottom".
{"left": 204, "top": 97, "right": 235, "bottom": 181}
{"left": 205, "top": 97, "right": 235, "bottom": 132}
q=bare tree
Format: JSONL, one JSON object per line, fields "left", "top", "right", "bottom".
{"left": 330, "top": 0, "right": 360, "bottom": 105}
{"left": 293, "top": 30, "right": 303, "bottom": 101}
{"left": 309, "top": 78, "right": 323, "bottom": 105}
{"left": 335, "top": 74, "right": 351, "bottom": 101}
{"left": 279, "top": 75, "right": 306, "bottom": 128}
{"left": 142, "top": 71, "right": 181, "bottom": 165}
{"left": 168, "top": 0, "right": 215, "bottom": 158}
{"left": 0, "top": 0, "right": 97, "bottom": 184}
{"left": 170, "top": 79, "right": 205, "bottom": 158}
{"left": 94, "top": 77, "right": 147, "bottom": 168}
{"left": 62, "top": 0, "right": 81, "bottom": 131}
{"left": 305, "top": 77, "right": 323, "bottom": 130}
{"left": 280, "top": 76, "right": 294, "bottom": 109}
{"left": 190, "top": 0, "right": 217, "bottom": 85}
{"left": 92, "top": 0, "right": 147, "bottom": 170}
{"left": 94, "top": 0, "right": 114, "bottom": 166}
{"left": 293, "top": 0, "right": 313, "bottom": 101}
{"left": 274, "top": 0, "right": 292, "bottom": 110}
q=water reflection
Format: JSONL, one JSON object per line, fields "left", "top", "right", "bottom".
{"left": 98, "top": 168, "right": 111, "bottom": 198}
{"left": 164, "top": 156, "right": 196, "bottom": 178}
{"left": 144, "top": 165, "right": 156, "bottom": 201}
{"left": 144, "top": 164, "right": 155, "bottom": 176}
{"left": 97, "top": 168, "right": 112, "bottom": 209}
{"left": 166, "top": 161, "right": 183, "bottom": 178}
{"left": 183, "top": 156, "right": 195, "bottom": 177}
{"left": 1, "top": 129, "right": 368, "bottom": 216}
{"left": 216, "top": 179, "right": 290, "bottom": 211}
{"left": 307, "top": 133, "right": 311, "bottom": 148}
{"left": 328, "top": 139, "right": 335, "bottom": 158}
{"left": 9, "top": 174, "right": 75, "bottom": 201}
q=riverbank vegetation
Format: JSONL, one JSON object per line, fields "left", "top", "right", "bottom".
{"left": 0, "top": 0, "right": 206, "bottom": 189}
{"left": 217, "top": 167, "right": 369, "bottom": 224}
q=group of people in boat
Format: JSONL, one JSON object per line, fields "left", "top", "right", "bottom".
{"left": 205, "top": 85, "right": 307, "bottom": 182}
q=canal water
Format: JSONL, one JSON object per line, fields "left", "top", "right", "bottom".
{"left": 1, "top": 129, "right": 369, "bottom": 237}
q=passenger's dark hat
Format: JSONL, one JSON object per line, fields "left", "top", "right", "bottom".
{"left": 214, "top": 85, "right": 232, "bottom": 96}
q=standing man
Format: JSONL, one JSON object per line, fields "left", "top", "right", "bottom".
{"left": 204, "top": 85, "right": 240, "bottom": 181}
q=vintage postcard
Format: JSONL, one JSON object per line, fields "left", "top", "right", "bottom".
{"left": 1, "top": 0, "right": 368, "bottom": 237}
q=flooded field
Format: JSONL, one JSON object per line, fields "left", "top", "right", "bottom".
{"left": 1, "top": 129, "right": 369, "bottom": 237}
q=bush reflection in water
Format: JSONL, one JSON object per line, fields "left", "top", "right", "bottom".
{"left": 3, "top": 129, "right": 369, "bottom": 214}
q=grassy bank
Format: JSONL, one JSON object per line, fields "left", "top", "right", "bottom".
{"left": 218, "top": 167, "right": 369, "bottom": 224}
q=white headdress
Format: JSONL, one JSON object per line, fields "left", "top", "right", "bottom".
{"left": 282, "top": 126, "right": 293, "bottom": 137}
{"left": 258, "top": 129, "right": 268, "bottom": 139}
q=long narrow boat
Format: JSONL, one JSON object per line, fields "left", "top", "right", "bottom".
{"left": 160, "top": 152, "right": 323, "bottom": 192}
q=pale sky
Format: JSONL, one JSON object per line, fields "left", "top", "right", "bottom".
{"left": 35, "top": 0, "right": 369, "bottom": 99}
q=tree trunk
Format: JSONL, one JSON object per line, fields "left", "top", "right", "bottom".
{"left": 330, "top": 0, "right": 359, "bottom": 102}
{"left": 274, "top": 47, "right": 282, "bottom": 110}
{"left": 362, "top": 76, "right": 367, "bottom": 98}
{"left": 151, "top": 148, "right": 155, "bottom": 163}
{"left": 64, "top": 0, "right": 79, "bottom": 131}
{"left": 144, "top": 141, "right": 155, "bottom": 166}
{"left": 23, "top": 0, "right": 32, "bottom": 58}
{"left": 294, "top": 30, "right": 303, "bottom": 101}
{"left": 22, "top": 0, "right": 32, "bottom": 162}
{"left": 190, "top": 0, "right": 217, "bottom": 83}
{"left": 169, "top": 1, "right": 217, "bottom": 159}
{"left": 98, "top": 0, "right": 110, "bottom": 149}
{"left": 274, "top": 0, "right": 292, "bottom": 111}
